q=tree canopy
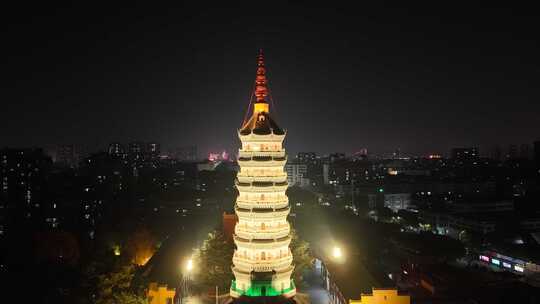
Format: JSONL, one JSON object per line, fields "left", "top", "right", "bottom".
{"left": 194, "top": 230, "right": 235, "bottom": 292}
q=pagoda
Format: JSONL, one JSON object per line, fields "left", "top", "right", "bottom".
{"left": 230, "top": 51, "right": 296, "bottom": 301}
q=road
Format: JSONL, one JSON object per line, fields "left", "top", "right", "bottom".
{"left": 302, "top": 268, "right": 331, "bottom": 304}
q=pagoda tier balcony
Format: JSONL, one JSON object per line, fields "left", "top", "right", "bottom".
{"left": 236, "top": 190, "right": 287, "bottom": 198}
{"left": 236, "top": 196, "right": 288, "bottom": 205}
{"left": 233, "top": 255, "right": 293, "bottom": 273}
{"left": 235, "top": 205, "right": 290, "bottom": 219}
{"left": 236, "top": 200, "right": 288, "bottom": 210}
{"left": 238, "top": 131, "right": 286, "bottom": 143}
{"left": 236, "top": 213, "right": 290, "bottom": 225}
{"left": 237, "top": 174, "right": 288, "bottom": 184}
{"left": 234, "top": 235, "right": 292, "bottom": 249}
{"left": 235, "top": 224, "right": 290, "bottom": 240}
{"left": 237, "top": 212, "right": 287, "bottom": 223}
{"left": 238, "top": 150, "right": 286, "bottom": 159}
{"left": 237, "top": 156, "right": 287, "bottom": 167}
{"left": 236, "top": 219, "right": 289, "bottom": 228}
{"left": 235, "top": 229, "right": 290, "bottom": 241}
{"left": 235, "top": 230, "right": 290, "bottom": 240}
{"left": 236, "top": 181, "right": 288, "bottom": 192}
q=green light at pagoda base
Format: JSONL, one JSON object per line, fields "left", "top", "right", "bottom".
{"left": 231, "top": 280, "right": 295, "bottom": 297}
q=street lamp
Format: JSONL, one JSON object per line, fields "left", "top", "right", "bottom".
{"left": 332, "top": 246, "right": 342, "bottom": 259}
{"left": 179, "top": 258, "right": 194, "bottom": 304}
{"left": 186, "top": 259, "right": 193, "bottom": 272}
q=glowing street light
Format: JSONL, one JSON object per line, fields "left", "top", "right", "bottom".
{"left": 186, "top": 258, "right": 193, "bottom": 272}
{"left": 332, "top": 246, "right": 342, "bottom": 259}
{"left": 180, "top": 258, "right": 194, "bottom": 304}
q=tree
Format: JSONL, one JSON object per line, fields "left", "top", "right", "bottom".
{"left": 290, "top": 228, "right": 314, "bottom": 288}
{"left": 94, "top": 264, "right": 147, "bottom": 304}
{"left": 195, "top": 230, "right": 235, "bottom": 291}
{"left": 287, "top": 187, "right": 319, "bottom": 207}
{"left": 396, "top": 209, "right": 419, "bottom": 228}
{"left": 375, "top": 206, "right": 394, "bottom": 223}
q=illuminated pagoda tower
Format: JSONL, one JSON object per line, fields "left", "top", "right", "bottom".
{"left": 230, "top": 51, "right": 296, "bottom": 301}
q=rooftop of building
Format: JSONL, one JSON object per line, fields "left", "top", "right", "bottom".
{"left": 239, "top": 112, "right": 284, "bottom": 136}
{"left": 409, "top": 263, "right": 540, "bottom": 303}
{"left": 323, "top": 255, "right": 395, "bottom": 300}
{"left": 486, "top": 242, "right": 540, "bottom": 265}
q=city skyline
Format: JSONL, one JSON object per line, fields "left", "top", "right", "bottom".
{"left": 2, "top": 3, "right": 539, "bottom": 156}
{"left": 3, "top": 3, "right": 540, "bottom": 304}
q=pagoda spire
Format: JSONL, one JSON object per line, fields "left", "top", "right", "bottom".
{"left": 255, "top": 49, "right": 268, "bottom": 103}
{"left": 253, "top": 50, "right": 270, "bottom": 114}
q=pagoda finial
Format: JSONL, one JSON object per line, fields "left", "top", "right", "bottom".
{"left": 255, "top": 49, "right": 268, "bottom": 103}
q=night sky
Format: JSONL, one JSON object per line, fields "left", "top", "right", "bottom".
{"left": 2, "top": 3, "right": 539, "bottom": 156}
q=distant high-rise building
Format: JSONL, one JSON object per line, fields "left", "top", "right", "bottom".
{"left": 296, "top": 152, "right": 316, "bottom": 163}
{"left": 329, "top": 153, "right": 346, "bottom": 163}
{"left": 451, "top": 147, "right": 479, "bottom": 162}
{"left": 534, "top": 140, "right": 540, "bottom": 166}
{"left": 353, "top": 148, "right": 368, "bottom": 159}
{"left": 489, "top": 144, "right": 502, "bottom": 161}
{"left": 128, "top": 142, "right": 144, "bottom": 155}
{"left": 108, "top": 143, "right": 125, "bottom": 156}
{"left": 147, "top": 142, "right": 160, "bottom": 157}
{"left": 175, "top": 146, "right": 198, "bottom": 161}
{"left": 519, "top": 143, "right": 531, "bottom": 160}
{"left": 207, "top": 150, "right": 230, "bottom": 162}
{"left": 323, "top": 163, "right": 330, "bottom": 185}
{"left": 393, "top": 148, "right": 401, "bottom": 159}
{"left": 295, "top": 152, "right": 325, "bottom": 187}
{"left": 285, "top": 162, "right": 309, "bottom": 187}
{"left": 384, "top": 193, "right": 411, "bottom": 212}
{"left": 0, "top": 148, "right": 54, "bottom": 231}
{"left": 506, "top": 144, "right": 518, "bottom": 160}
{"left": 56, "top": 144, "right": 79, "bottom": 167}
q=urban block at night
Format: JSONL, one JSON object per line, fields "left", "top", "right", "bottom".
{"left": 1, "top": 3, "right": 540, "bottom": 304}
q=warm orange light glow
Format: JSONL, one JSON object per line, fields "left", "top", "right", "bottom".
{"left": 113, "top": 245, "right": 121, "bottom": 256}
{"left": 332, "top": 247, "right": 342, "bottom": 259}
{"left": 133, "top": 249, "right": 154, "bottom": 266}
{"left": 254, "top": 103, "right": 269, "bottom": 114}
{"left": 139, "top": 256, "right": 152, "bottom": 266}
{"left": 186, "top": 258, "right": 194, "bottom": 272}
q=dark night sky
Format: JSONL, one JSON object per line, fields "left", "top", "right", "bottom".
{"left": 1, "top": 3, "right": 539, "bottom": 156}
